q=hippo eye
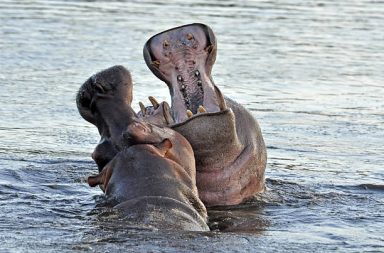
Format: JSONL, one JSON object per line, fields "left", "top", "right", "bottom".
{"left": 163, "top": 40, "right": 169, "bottom": 48}
{"left": 186, "top": 33, "right": 193, "bottom": 40}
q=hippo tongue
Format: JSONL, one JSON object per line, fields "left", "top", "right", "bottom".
{"left": 143, "top": 23, "right": 222, "bottom": 123}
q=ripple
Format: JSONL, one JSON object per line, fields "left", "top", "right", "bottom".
{"left": 1, "top": 0, "right": 384, "bottom": 251}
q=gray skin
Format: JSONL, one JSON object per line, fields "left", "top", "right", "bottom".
{"left": 77, "top": 66, "right": 208, "bottom": 230}
{"left": 87, "top": 120, "right": 209, "bottom": 231}
{"left": 76, "top": 65, "right": 137, "bottom": 172}
{"left": 143, "top": 23, "right": 267, "bottom": 207}
{"left": 76, "top": 65, "right": 173, "bottom": 171}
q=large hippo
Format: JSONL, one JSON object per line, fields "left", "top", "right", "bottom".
{"left": 143, "top": 23, "right": 267, "bottom": 207}
{"left": 87, "top": 120, "right": 209, "bottom": 231}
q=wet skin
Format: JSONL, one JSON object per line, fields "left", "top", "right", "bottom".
{"left": 77, "top": 65, "right": 174, "bottom": 171}
{"left": 143, "top": 23, "right": 267, "bottom": 207}
{"left": 87, "top": 120, "right": 209, "bottom": 231}
{"left": 76, "top": 65, "right": 137, "bottom": 172}
{"left": 77, "top": 66, "right": 208, "bottom": 230}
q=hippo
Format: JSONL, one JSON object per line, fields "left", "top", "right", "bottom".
{"left": 87, "top": 120, "right": 209, "bottom": 231}
{"left": 76, "top": 65, "right": 174, "bottom": 172}
{"left": 143, "top": 23, "right": 267, "bottom": 207}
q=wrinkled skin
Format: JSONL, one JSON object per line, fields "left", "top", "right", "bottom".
{"left": 76, "top": 65, "right": 137, "bottom": 172}
{"left": 77, "top": 66, "right": 208, "bottom": 230}
{"left": 87, "top": 121, "right": 209, "bottom": 231}
{"left": 77, "top": 65, "right": 175, "bottom": 171}
{"left": 143, "top": 23, "right": 267, "bottom": 207}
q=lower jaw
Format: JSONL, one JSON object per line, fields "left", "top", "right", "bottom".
{"left": 170, "top": 86, "right": 225, "bottom": 124}
{"left": 171, "top": 108, "right": 230, "bottom": 128}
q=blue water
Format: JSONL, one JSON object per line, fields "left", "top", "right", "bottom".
{"left": 0, "top": 0, "right": 383, "bottom": 252}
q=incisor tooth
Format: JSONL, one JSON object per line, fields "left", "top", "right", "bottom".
{"left": 198, "top": 105, "right": 206, "bottom": 113}
{"left": 187, "top": 110, "right": 193, "bottom": 118}
{"left": 152, "top": 60, "right": 160, "bottom": 67}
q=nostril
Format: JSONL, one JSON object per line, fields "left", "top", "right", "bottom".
{"left": 95, "top": 83, "right": 105, "bottom": 93}
{"left": 163, "top": 40, "right": 169, "bottom": 47}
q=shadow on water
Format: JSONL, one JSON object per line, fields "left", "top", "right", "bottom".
{"left": 208, "top": 200, "right": 269, "bottom": 234}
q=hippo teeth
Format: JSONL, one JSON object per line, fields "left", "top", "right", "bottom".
{"left": 198, "top": 105, "right": 206, "bottom": 113}
{"left": 139, "top": 101, "right": 146, "bottom": 115}
{"left": 187, "top": 110, "right": 193, "bottom": 118}
{"left": 185, "top": 105, "right": 207, "bottom": 119}
{"left": 148, "top": 96, "right": 160, "bottom": 109}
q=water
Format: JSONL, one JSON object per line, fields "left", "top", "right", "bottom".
{"left": 0, "top": 0, "right": 383, "bottom": 252}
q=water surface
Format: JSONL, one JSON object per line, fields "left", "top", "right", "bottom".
{"left": 0, "top": 0, "right": 383, "bottom": 252}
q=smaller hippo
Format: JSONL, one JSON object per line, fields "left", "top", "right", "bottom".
{"left": 88, "top": 120, "right": 209, "bottom": 231}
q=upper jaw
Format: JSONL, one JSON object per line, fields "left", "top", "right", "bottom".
{"left": 143, "top": 23, "right": 223, "bottom": 124}
{"left": 143, "top": 23, "right": 216, "bottom": 83}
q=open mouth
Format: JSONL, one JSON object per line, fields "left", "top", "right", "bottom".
{"left": 143, "top": 23, "right": 227, "bottom": 124}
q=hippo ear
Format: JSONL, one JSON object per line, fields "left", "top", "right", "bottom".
{"left": 87, "top": 163, "right": 113, "bottom": 190}
{"left": 154, "top": 139, "right": 173, "bottom": 157}
{"left": 88, "top": 174, "right": 102, "bottom": 187}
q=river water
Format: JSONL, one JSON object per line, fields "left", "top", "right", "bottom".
{"left": 0, "top": 0, "right": 383, "bottom": 252}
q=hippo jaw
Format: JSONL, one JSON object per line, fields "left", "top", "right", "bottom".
{"left": 144, "top": 23, "right": 223, "bottom": 122}
{"left": 76, "top": 65, "right": 135, "bottom": 127}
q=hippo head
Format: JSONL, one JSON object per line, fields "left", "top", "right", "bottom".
{"left": 143, "top": 23, "right": 228, "bottom": 123}
{"left": 76, "top": 65, "right": 137, "bottom": 171}
{"left": 76, "top": 65, "right": 134, "bottom": 127}
{"left": 142, "top": 23, "right": 238, "bottom": 169}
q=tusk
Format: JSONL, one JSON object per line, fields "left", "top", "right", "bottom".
{"left": 162, "top": 102, "right": 174, "bottom": 125}
{"left": 139, "top": 102, "right": 146, "bottom": 115}
{"left": 148, "top": 96, "right": 160, "bottom": 109}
